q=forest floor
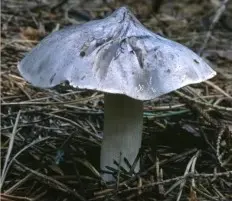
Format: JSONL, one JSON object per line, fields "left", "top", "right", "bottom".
{"left": 1, "top": 0, "right": 232, "bottom": 200}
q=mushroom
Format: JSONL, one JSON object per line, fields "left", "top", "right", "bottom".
{"left": 18, "top": 7, "right": 216, "bottom": 181}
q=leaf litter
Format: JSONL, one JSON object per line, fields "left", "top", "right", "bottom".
{"left": 1, "top": 0, "right": 232, "bottom": 200}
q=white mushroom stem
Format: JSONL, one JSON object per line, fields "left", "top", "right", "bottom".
{"left": 101, "top": 93, "right": 143, "bottom": 181}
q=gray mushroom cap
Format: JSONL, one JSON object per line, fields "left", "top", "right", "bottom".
{"left": 18, "top": 7, "right": 216, "bottom": 100}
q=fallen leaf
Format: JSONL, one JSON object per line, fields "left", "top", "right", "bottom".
{"left": 20, "top": 26, "right": 45, "bottom": 41}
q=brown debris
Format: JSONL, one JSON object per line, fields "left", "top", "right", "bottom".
{"left": 1, "top": 0, "right": 232, "bottom": 200}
